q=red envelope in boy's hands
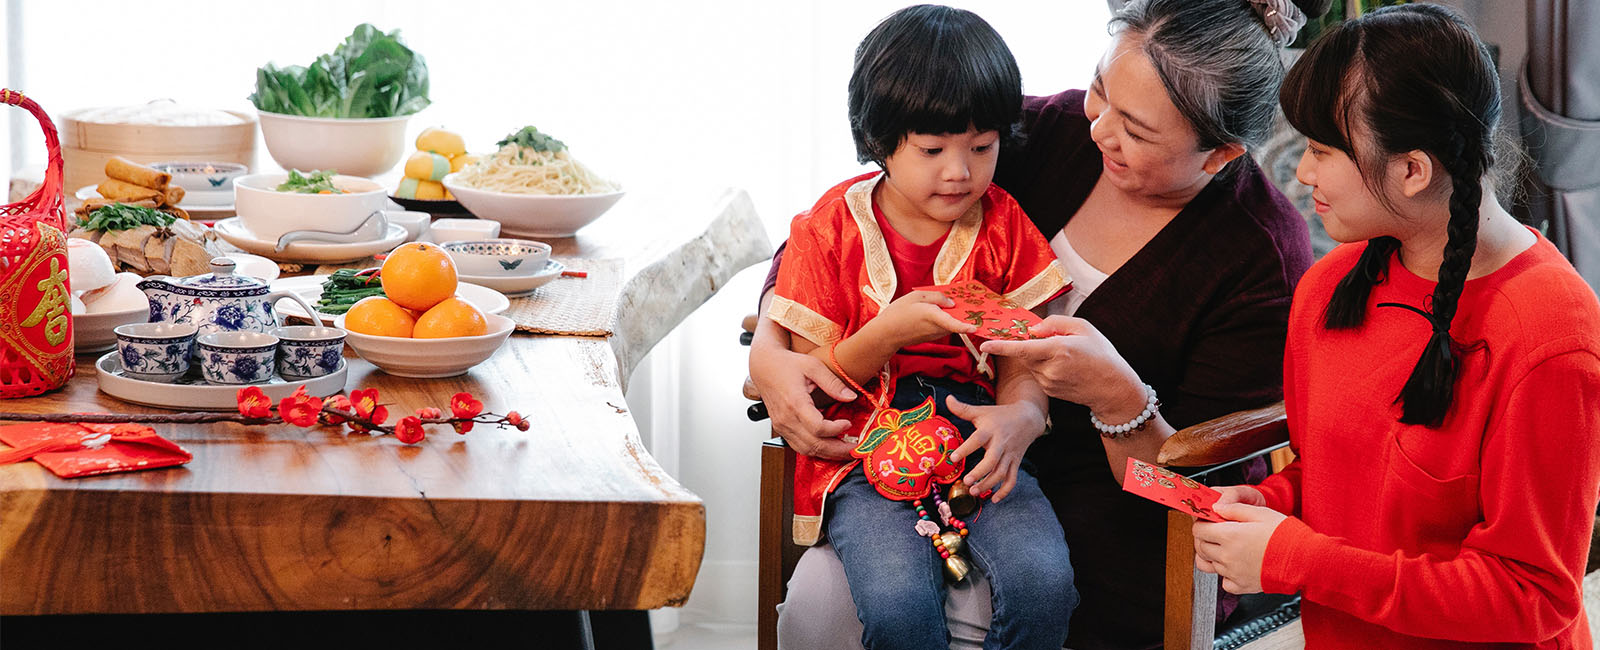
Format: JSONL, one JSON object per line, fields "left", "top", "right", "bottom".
{"left": 915, "top": 279, "right": 1042, "bottom": 341}
{"left": 1121, "top": 457, "right": 1226, "bottom": 522}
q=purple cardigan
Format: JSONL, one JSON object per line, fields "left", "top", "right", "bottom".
{"left": 762, "top": 90, "right": 1312, "bottom": 650}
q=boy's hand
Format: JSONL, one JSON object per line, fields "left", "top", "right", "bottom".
{"left": 873, "top": 290, "right": 978, "bottom": 348}
{"left": 945, "top": 397, "right": 1046, "bottom": 502}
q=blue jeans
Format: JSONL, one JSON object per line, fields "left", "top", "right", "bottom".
{"left": 825, "top": 376, "right": 1078, "bottom": 650}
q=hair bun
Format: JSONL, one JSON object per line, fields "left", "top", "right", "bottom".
{"left": 1247, "top": 0, "right": 1308, "bottom": 46}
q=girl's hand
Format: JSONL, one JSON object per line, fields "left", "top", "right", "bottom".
{"left": 978, "top": 316, "right": 1146, "bottom": 421}
{"left": 944, "top": 396, "right": 1046, "bottom": 503}
{"left": 1192, "top": 502, "right": 1288, "bottom": 594}
{"left": 1213, "top": 485, "right": 1266, "bottom": 509}
{"left": 748, "top": 340, "right": 858, "bottom": 459}
{"left": 873, "top": 291, "right": 978, "bottom": 349}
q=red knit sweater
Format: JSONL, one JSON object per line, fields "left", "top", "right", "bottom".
{"left": 1256, "top": 232, "right": 1600, "bottom": 648}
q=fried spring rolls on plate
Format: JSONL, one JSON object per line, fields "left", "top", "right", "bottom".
{"left": 96, "top": 178, "right": 162, "bottom": 203}
{"left": 165, "top": 185, "right": 186, "bottom": 206}
{"left": 105, "top": 156, "right": 170, "bottom": 190}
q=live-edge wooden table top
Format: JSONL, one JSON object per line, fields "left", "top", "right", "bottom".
{"left": 0, "top": 188, "right": 771, "bottom": 615}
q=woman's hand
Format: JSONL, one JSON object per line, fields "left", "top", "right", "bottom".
{"left": 1192, "top": 501, "right": 1288, "bottom": 595}
{"left": 749, "top": 327, "right": 859, "bottom": 460}
{"left": 944, "top": 397, "right": 1046, "bottom": 503}
{"left": 871, "top": 290, "right": 978, "bottom": 349}
{"left": 978, "top": 316, "right": 1146, "bottom": 422}
{"left": 1213, "top": 485, "right": 1266, "bottom": 508}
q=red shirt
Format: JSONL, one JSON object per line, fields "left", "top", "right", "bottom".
{"left": 873, "top": 199, "right": 970, "bottom": 383}
{"left": 1256, "top": 233, "right": 1600, "bottom": 648}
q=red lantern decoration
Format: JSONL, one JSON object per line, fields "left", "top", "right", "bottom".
{"left": 1, "top": 89, "right": 74, "bottom": 398}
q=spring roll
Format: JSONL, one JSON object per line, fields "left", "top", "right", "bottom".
{"left": 96, "top": 178, "right": 163, "bottom": 203}
{"left": 75, "top": 197, "right": 160, "bottom": 219}
{"left": 105, "top": 156, "right": 170, "bottom": 190}
{"left": 164, "top": 185, "right": 186, "bottom": 206}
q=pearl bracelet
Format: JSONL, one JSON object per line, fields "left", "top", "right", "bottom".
{"left": 1090, "top": 383, "right": 1159, "bottom": 439}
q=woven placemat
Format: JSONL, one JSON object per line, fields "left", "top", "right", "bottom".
{"left": 313, "top": 256, "right": 624, "bottom": 337}
{"left": 503, "top": 258, "right": 623, "bottom": 336}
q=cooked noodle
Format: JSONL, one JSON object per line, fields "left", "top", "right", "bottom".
{"left": 453, "top": 144, "right": 618, "bottom": 195}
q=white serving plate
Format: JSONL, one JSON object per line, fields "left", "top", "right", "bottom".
{"left": 213, "top": 217, "right": 406, "bottom": 264}
{"left": 221, "top": 252, "right": 280, "bottom": 283}
{"left": 458, "top": 259, "right": 565, "bottom": 297}
{"left": 270, "top": 275, "right": 511, "bottom": 324}
{"left": 76, "top": 185, "right": 235, "bottom": 216}
{"left": 96, "top": 352, "right": 347, "bottom": 411}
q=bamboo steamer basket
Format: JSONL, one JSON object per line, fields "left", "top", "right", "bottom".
{"left": 59, "top": 108, "right": 256, "bottom": 194}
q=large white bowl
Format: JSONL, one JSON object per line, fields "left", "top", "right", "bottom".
{"left": 442, "top": 174, "right": 624, "bottom": 238}
{"left": 257, "top": 111, "right": 412, "bottom": 178}
{"left": 333, "top": 312, "right": 514, "bottom": 378}
{"left": 234, "top": 173, "right": 388, "bottom": 242}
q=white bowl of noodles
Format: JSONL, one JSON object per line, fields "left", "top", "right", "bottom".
{"left": 440, "top": 126, "right": 623, "bottom": 237}
{"left": 443, "top": 180, "right": 624, "bottom": 238}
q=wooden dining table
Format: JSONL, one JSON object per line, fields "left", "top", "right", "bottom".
{"left": 0, "top": 187, "right": 771, "bottom": 642}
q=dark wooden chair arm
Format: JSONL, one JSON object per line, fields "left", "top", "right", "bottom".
{"left": 1158, "top": 401, "right": 1287, "bottom": 468}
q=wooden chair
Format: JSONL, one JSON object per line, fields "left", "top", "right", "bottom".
{"left": 741, "top": 315, "right": 1301, "bottom": 650}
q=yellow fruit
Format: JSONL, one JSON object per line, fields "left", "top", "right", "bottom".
{"left": 395, "top": 177, "right": 446, "bottom": 200}
{"left": 382, "top": 242, "right": 458, "bottom": 312}
{"left": 404, "top": 151, "right": 451, "bottom": 181}
{"left": 449, "top": 153, "right": 480, "bottom": 173}
{"left": 416, "top": 127, "right": 466, "bottom": 157}
{"left": 344, "top": 297, "right": 416, "bottom": 338}
{"left": 414, "top": 298, "right": 488, "bottom": 339}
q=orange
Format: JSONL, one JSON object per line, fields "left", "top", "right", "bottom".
{"left": 344, "top": 296, "right": 417, "bottom": 338}
{"left": 413, "top": 297, "right": 488, "bottom": 339}
{"left": 381, "top": 242, "right": 458, "bottom": 312}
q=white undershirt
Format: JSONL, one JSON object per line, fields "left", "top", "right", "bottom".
{"left": 1047, "top": 230, "right": 1110, "bottom": 317}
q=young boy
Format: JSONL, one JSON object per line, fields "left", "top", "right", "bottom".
{"left": 768, "top": 6, "right": 1078, "bottom": 649}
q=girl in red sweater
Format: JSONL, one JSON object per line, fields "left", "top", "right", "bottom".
{"left": 1192, "top": 5, "right": 1600, "bottom": 648}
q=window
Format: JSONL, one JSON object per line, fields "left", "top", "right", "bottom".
{"left": 7, "top": 1, "right": 1109, "bottom": 231}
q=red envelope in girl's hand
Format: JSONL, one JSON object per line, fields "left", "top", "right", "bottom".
{"left": 915, "top": 279, "right": 1042, "bottom": 341}
{"left": 0, "top": 422, "right": 192, "bottom": 479}
{"left": 1122, "top": 457, "right": 1226, "bottom": 522}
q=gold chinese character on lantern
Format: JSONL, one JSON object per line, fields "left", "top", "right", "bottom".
{"left": 20, "top": 257, "right": 69, "bottom": 346}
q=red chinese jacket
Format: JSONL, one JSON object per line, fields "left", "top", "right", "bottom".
{"left": 770, "top": 173, "right": 1068, "bottom": 545}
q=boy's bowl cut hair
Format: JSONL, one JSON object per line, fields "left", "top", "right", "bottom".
{"left": 849, "top": 5, "right": 1024, "bottom": 167}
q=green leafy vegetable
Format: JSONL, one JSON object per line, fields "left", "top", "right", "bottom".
{"left": 78, "top": 203, "right": 176, "bottom": 232}
{"left": 316, "top": 268, "right": 387, "bottom": 314}
{"left": 497, "top": 126, "right": 568, "bottom": 153}
{"left": 276, "top": 169, "right": 344, "bottom": 194}
{"left": 249, "top": 24, "right": 430, "bottom": 119}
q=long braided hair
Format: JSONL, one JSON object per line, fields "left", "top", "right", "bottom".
{"left": 1280, "top": 4, "right": 1501, "bottom": 427}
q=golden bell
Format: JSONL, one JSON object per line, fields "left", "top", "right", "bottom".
{"left": 947, "top": 481, "right": 977, "bottom": 517}
{"left": 944, "top": 554, "right": 971, "bottom": 582}
{"left": 939, "top": 531, "right": 965, "bottom": 556}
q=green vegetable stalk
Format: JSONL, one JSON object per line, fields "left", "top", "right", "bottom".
{"left": 249, "top": 24, "right": 430, "bottom": 119}
{"left": 316, "top": 268, "right": 387, "bottom": 315}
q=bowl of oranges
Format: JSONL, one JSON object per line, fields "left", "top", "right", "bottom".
{"left": 334, "top": 241, "right": 515, "bottom": 378}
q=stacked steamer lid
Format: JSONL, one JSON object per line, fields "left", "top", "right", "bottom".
{"left": 1, "top": 89, "right": 74, "bottom": 398}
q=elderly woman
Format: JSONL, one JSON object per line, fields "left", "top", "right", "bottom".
{"left": 749, "top": 1, "right": 1319, "bottom": 647}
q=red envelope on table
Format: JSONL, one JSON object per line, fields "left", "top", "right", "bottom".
{"left": 915, "top": 279, "right": 1043, "bottom": 341}
{"left": 0, "top": 422, "right": 192, "bottom": 479}
{"left": 1121, "top": 457, "right": 1226, "bottom": 522}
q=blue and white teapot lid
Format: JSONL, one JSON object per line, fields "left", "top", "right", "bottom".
{"left": 177, "top": 258, "right": 267, "bottom": 291}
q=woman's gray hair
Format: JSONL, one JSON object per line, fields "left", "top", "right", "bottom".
{"left": 1111, "top": 0, "right": 1313, "bottom": 160}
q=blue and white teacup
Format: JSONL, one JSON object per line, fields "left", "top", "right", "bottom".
{"left": 197, "top": 331, "right": 279, "bottom": 385}
{"left": 272, "top": 326, "right": 346, "bottom": 379}
{"left": 113, "top": 322, "right": 197, "bottom": 383}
